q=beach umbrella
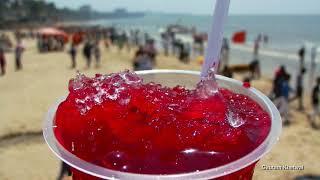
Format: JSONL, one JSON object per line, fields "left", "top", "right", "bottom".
{"left": 38, "top": 27, "right": 69, "bottom": 43}
{"left": 232, "top": 31, "right": 246, "bottom": 44}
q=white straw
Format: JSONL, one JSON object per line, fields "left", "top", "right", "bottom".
{"left": 201, "top": 0, "right": 231, "bottom": 77}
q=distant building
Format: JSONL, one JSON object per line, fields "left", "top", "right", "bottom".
{"left": 105, "top": 8, "right": 144, "bottom": 19}
{"left": 79, "top": 5, "right": 92, "bottom": 18}
{"left": 113, "top": 8, "right": 128, "bottom": 15}
{"left": 79, "top": 5, "right": 92, "bottom": 13}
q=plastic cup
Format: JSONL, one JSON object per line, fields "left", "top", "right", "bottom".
{"left": 43, "top": 69, "right": 282, "bottom": 180}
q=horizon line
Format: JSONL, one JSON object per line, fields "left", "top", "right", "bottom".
{"left": 145, "top": 11, "right": 320, "bottom": 16}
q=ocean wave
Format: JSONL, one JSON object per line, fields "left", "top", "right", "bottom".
{"left": 232, "top": 44, "right": 306, "bottom": 61}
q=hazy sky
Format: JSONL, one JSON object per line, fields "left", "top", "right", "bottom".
{"left": 48, "top": 0, "right": 320, "bottom": 15}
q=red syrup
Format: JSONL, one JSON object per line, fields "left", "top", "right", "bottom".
{"left": 54, "top": 71, "right": 271, "bottom": 180}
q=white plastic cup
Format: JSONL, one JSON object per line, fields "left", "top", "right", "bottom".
{"left": 43, "top": 70, "right": 282, "bottom": 180}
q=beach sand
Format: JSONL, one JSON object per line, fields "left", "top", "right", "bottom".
{"left": 0, "top": 37, "right": 319, "bottom": 180}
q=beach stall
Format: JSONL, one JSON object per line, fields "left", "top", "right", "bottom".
{"left": 37, "top": 27, "right": 69, "bottom": 52}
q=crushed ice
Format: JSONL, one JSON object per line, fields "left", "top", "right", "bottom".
{"left": 69, "top": 71, "right": 142, "bottom": 115}
{"left": 69, "top": 71, "right": 86, "bottom": 91}
{"left": 196, "top": 68, "right": 219, "bottom": 99}
{"left": 227, "top": 110, "right": 245, "bottom": 128}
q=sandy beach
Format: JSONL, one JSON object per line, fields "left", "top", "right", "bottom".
{"left": 0, "top": 36, "right": 319, "bottom": 180}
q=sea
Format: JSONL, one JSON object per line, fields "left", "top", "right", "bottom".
{"left": 89, "top": 13, "right": 320, "bottom": 52}
{"left": 88, "top": 13, "right": 320, "bottom": 85}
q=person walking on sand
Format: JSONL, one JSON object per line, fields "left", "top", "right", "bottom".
{"left": 68, "top": 43, "right": 77, "bottom": 69}
{"left": 220, "top": 38, "right": 230, "bottom": 68}
{"left": 270, "top": 65, "right": 287, "bottom": 100}
{"left": 221, "top": 65, "right": 233, "bottom": 78}
{"left": 145, "top": 39, "right": 157, "bottom": 66}
{"left": 298, "top": 45, "right": 306, "bottom": 71}
{"left": 133, "top": 52, "right": 153, "bottom": 71}
{"left": 93, "top": 41, "right": 101, "bottom": 68}
{"left": 274, "top": 74, "right": 293, "bottom": 125}
{"left": 15, "top": 40, "right": 25, "bottom": 71}
{"left": 311, "top": 46, "right": 318, "bottom": 66}
{"left": 0, "top": 47, "right": 6, "bottom": 76}
{"left": 253, "top": 39, "right": 260, "bottom": 58}
{"left": 310, "top": 46, "right": 318, "bottom": 86}
{"left": 249, "top": 58, "right": 261, "bottom": 79}
{"left": 263, "top": 34, "right": 269, "bottom": 45}
{"left": 83, "top": 41, "right": 93, "bottom": 68}
{"left": 290, "top": 68, "right": 306, "bottom": 111}
{"left": 161, "top": 32, "right": 170, "bottom": 56}
{"left": 309, "top": 77, "right": 320, "bottom": 129}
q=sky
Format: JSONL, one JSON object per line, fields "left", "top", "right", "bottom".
{"left": 48, "top": 0, "right": 320, "bottom": 15}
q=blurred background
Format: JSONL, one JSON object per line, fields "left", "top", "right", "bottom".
{"left": 0, "top": 0, "right": 319, "bottom": 179}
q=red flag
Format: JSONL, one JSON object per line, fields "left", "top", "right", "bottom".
{"left": 232, "top": 31, "right": 246, "bottom": 44}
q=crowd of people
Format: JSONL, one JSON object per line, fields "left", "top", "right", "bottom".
{"left": 216, "top": 32, "right": 320, "bottom": 129}
{"left": 62, "top": 27, "right": 157, "bottom": 71}
{"left": 0, "top": 34, "right": 25, "bottom": 75}
{"left": 1, "top": 27, "right": 320, "bottom": 131}
{"left": 37, "top": 36, "right": 66, "bottom": 52}
{"left": 160, "top": 27, "right": 206, "bottom": 64}
{"left": 269, "top": 44, "right": 319, "bottom": 129}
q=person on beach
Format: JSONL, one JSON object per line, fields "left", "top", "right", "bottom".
{"left": 104, "top": 38, "right": 111, "bottom": 50}
{"left": 144, "top": 32, "right": 150, "bottom": 45}
{"left": 0, "top": 47, "right": 6, "bottom": 76}
{"left": 177, "top": 42, "right": 191, "bottom": 64}
{"left": 133, "top": 29, "right": 141, "bottom": 46}
{"left": 290, "top": 68, "right": 306, "bottom": 111}
{"left": 182, "top": 43, "right": 191, "bottom": 63}
{"left": 133, "top": 46, "right": 153, "bottom": 71}
{"left": 221, "top": 38, "right": 230, "bottom": 67}
{"left": 221, "top": 65, "right": 233, "bottom": 78}
{"left": 133, "top": 54, "right": 153, "bottom": 71}
{"left": 144, "top": 39, "right": 157, "bottom": 66}
{"left": 15, "top": 40, "right": 25, "bottom": 71}
{"left": 104, "top": 31, "right": 112, "bottom": 50}
{"left": 193, "top": 34, "right": 205, "bottom": 56}
{"left": 308, "top": 77, "right": 320, "bottom": 129}
{"left": 161, "top": 32, "right": 170, "bottom": 56}
{"left": 298, "top": 46, "right": 306, "bottom": 71}
{"left": 274, "top": 74, "right": 293, "bottom": 125}
{"left": 249, "top": 58, "right": 261, "bottom": 79}
{"left": 257, "top": 33, "right": 262, "bottom": 43}
{"left": 83, "top": 41, "right": 93, "bottom": 68}
{"left": 253, "top": 38, "right": 260, "bottom": 58}
{"left": 93, "top": 41, "right": 101, "bottom": 68}
{"left": 116, "top": 32, "right": 127, "bottom": 52}
{"left": 57, "top": 162, "right": 71, "bottom": 180}
{"left": 68, "top": 43, "right": 77, "bottom": 69}
{"left": 310, "top": 46, "right": 318, "bottom": 86}
{"left": 311, "top": 46, "right": 317, "bottom": 66}
{"left": 271, "top": 66, "right": 288, "bottom": 100}
{"left": 218, "top": 38, "right": 229, "bottom": 72}
{"left": 263, "top": 34, "right": 269, "bottom": 45}
{"left": 135, "top": 45, "right": 145, "bottom": 58}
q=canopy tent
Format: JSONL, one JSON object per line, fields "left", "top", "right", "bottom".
{"left": 37, "top": 27, "right": 69, "bottom": 43}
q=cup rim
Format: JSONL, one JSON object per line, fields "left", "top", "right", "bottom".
{"left": 43, "top": 69, "right": 282, "bottom": 179}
